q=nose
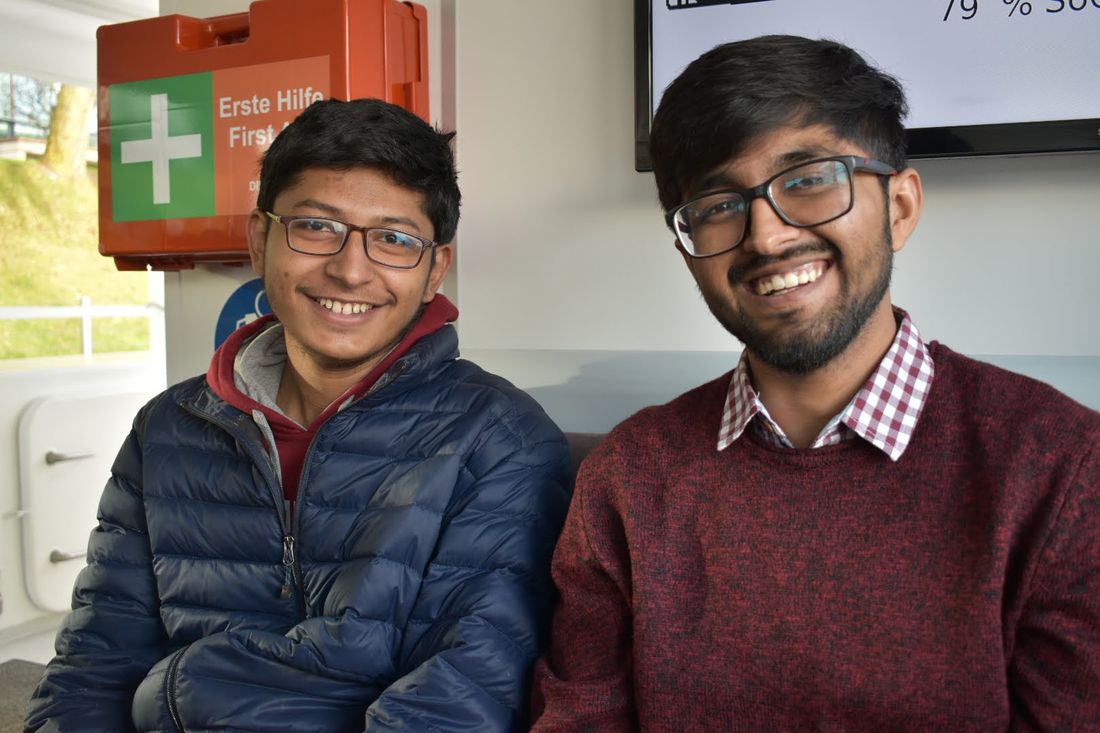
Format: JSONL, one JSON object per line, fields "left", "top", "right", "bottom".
{"left": 325, "top": 229, "right": 378, "bottom": 285}
{"left": 739, "top": 196, "right": 801, "bottom": 256}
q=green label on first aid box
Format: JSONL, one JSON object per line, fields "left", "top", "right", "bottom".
{"left": 109, "top": 73, "right": 216, "bottom": 222}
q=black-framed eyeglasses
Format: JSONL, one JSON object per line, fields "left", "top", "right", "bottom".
{"left": 666, "top": 156, "right": 897, "bottom": 259}
{"left": 264, "top": 212, "right": 437, "bottom": 269}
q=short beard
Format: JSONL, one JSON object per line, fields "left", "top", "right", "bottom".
{"left": 705, "top": 228, "right": 894, "bottom": 375}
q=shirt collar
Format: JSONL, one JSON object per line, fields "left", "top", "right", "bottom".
{"left": 717, "top": 307, "right": 934, "bottom": 461}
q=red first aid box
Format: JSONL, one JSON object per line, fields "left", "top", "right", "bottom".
{"left": 96, "top": 0, "right": 428, "bottom": 271}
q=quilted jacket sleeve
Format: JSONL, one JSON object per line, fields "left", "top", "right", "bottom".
{"left": 362, "top": 411, "right": 573, "bottom": 731}
{"left": 23, "top": 401, "right": 167, "bottom": 733}
{"left": 128, "top": 403, "right": 573, "bottom": 733}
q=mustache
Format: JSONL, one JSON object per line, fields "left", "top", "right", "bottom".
{"left": 727, "top": 242, "right": 837, "bottom": 285}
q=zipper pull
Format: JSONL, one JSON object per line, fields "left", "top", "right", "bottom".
{"left": 279, "top": 535, "right": 296, "bottom": 599}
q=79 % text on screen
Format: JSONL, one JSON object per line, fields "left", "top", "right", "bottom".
{"left": 944, "top": 0, "right": 1100, "bottom": 20}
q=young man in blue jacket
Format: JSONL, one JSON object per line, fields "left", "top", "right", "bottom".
{"left": 25, "top": 98, "right": 573, "bottom": 732}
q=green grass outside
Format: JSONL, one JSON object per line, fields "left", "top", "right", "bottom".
{"left": 0, "top": 158, "right": 150, "bottom": 359}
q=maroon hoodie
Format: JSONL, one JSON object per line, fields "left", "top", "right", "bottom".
{"left": 207, "top": 295, "right": 458, "bottom": 502}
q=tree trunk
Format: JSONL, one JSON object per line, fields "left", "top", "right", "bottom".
{"left": 40, "top": 84, "right": 95, "bottom": 179}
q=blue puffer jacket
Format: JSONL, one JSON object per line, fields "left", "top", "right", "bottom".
{"left": 25, "top": 325, "right": 572, "bottom": 732}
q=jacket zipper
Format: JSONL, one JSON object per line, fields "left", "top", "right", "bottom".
{"left": 184, "top": 361, "right": 414, "bottom": 620}
{"left": 271, "top": 462, "right": 305, "bottom": 619}
{"left": 180, "top": 404, "right": 304, "bottom": 615}
{"left": 289, "top": 434, "right": 328, "bottom": 620}
{"left": 283, "top": 359, "right": 409, "bottom": 613}
{"left": 165, "top": 647, "right": 187, "bottom": 732}
{"left": 282, "top": 357, "right": 409, "bottom": 613}
{"left": 237, "top": 408, "right": 306, "bottom": 618}
{"left": 279, "top": 533, "right": 297, "bottom": 600}
{"left": 287, "top": 361, "right": 415, "bottom": 611}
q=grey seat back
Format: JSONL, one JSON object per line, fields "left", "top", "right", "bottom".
{"left": 564, "top": 432, "right": 605, "bottom": 474}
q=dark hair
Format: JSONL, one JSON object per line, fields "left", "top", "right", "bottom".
{"left": 257, "top": 98, "right": 461, "bottom": 244}
{"left": 649, "top": 35, "right": 909, "bottom": 213}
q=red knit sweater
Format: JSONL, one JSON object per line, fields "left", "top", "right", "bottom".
{"left": 532, "top": 343, "right": 1100, "bottom": 732}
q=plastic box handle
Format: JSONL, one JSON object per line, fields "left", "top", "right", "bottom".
{"left": 176, "top": 12, "right": 251, "bottom": 50}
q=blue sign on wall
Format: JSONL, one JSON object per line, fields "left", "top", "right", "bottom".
{"left": 214, "top": 278, "right": 271, "bottom": 348}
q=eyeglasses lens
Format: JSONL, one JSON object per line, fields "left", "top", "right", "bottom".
{"left": 287, "top": 218, "right": 345, "bottom": 254}
{"left": 365, "top": 229, "right": 425, "bottom": 268}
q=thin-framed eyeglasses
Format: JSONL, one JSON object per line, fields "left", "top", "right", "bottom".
{"left": 666, "top": 156, "right": 897, "bottom": 259}
{"left": 264, "top": 212, "right": 437, "bottom": 269}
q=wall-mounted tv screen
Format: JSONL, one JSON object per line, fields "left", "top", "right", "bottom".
{"left": 635, "top": 0, "right": 1100, "bottom": 171}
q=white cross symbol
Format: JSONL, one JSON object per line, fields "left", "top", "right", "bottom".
{"left": 119, "top": 93, "right": 203, "bottom": 205}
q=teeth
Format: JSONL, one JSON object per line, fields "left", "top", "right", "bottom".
{"left": 753, "top": 263, "right": 823, "bottom": 296}
{"left": 317, "top": 297, "right": 373, "bottom": 314}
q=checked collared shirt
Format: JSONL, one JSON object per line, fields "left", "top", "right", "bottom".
{"left": 717, "top": 307, "right": 934, "bottom": 461}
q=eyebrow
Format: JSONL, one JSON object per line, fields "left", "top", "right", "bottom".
{"left": 693, "top": 145, "right": 840, "bottom": 194}
{"left": 287, "top": 198, "right": 425, "bottom": 234}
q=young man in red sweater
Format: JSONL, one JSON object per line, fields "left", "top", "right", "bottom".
{"left": 532, "top": 36, "right": 1099, "bottom": 731}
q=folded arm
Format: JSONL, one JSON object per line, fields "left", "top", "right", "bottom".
{"left": 132, "top": 417, "right": 572, "bottom": 733}
{"left": 364, "top": 425, "right": 573, "bottom": 731}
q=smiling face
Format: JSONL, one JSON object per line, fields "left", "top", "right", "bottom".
{"left": 680, "top": 125, "right": 921, "bottom": 375}
{"left": 248, "top": 166, "right": 452, "bottom": 381}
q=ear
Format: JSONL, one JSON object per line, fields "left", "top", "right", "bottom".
{"left": 887, "top": 168, "right": 923, "bottom": 253}
{"left": 246, "top": 209, "right": 269, "bottom": 276}
{"left": 423, "top": 244, "right": 454, "bottom": 303}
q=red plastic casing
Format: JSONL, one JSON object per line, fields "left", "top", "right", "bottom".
{"left": 96, "top": 0, "right": 429, "bottom": 270}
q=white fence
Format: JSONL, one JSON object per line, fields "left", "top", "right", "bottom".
{"left": 0, "top": 297, "right": 162, "bottom": 358}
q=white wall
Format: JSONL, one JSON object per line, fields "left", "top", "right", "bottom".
{"left": 453, "top": 1, "right": 725, "bottom": 352}
{"left": 898, "top": 153, "right": 1099, "bottom": 355}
